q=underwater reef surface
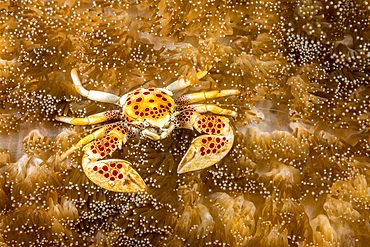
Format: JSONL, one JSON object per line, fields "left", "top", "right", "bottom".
{"left": 0, "top": 0, "right": 369, "bottom": 246}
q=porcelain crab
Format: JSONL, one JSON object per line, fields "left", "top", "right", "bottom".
{"left": 56, "top": 68, "right": 240, "bottom": 192}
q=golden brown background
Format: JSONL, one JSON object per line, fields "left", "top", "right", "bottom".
{"left": 0, "top": 0, "right": 369, "bottom": 246}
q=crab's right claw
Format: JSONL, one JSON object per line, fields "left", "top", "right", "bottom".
{"left": 82, "top": 159, "right": 146, "bottom": 192}
{"left": 177, "top": 134, "right": 233, "bottom": 173}
{"left": 177, "top": 115, "right": 234, "bottom": 174}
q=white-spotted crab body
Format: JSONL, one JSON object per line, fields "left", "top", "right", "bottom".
{"left": 56, "top": 68, "right": 240, "bottom": 192}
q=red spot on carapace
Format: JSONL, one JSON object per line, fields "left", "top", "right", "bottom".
{"left": 110, "top": 163, "right": 115, "bottom": 167}
{"left": 112, "top": 170, "right": 118, "bottom": 176}
{"left": 104, "top": 173, "right": 110, "bottom": 178}
{"left": 100, "top": 152, "right": 105, "bottom": 156}
{"left": 99, "top": 170, "right": 104, "bottom": 174}
{"left": 202, "top": 138, "right": 207, "bottom": 144}
{"left": 212, "top": 149, "right": 217, "bottom": 153}
{"left": 117, "top": 163, "right": 123, "bottom": 169}
{"left": 135, "top": 111, "right": 139, "bottom": 115}
{"left": 143, "top": 91, "right": 150, "bottom": 95}
{"left": 127, "top": 101, "right": 132, "bottom": 105}
{"left": 118, "top": 174, "right": 123, "bottom": 179}
{"left": 208, "top": 123, "right": 213, "bottom": 127}
{"left": 207, "top": 137, "right": 212, "bottom": 141}
{"left": 156, "top": 93, "right": 162, "bottom": 97}
{"left": 168, "top": 103, "right": 172, "bottom": 107}
{"left": 149, "top": 88, "right": 155, "bottom": 91}
{"left": 149, "top": 99, "right": 155, "bottom": 103}
{"left": 134, "top": 91, "right": 140, "bottom": 95}
{"left": 92, "top": 150, "right": 97, "bottom": 154}
{"left": 136, "top": 97, "right": 143, "bottom": 102}
{"left": 110, "top": 177, "right": 115, "bottom": 181}
{"left": 102, "top": 165, "right": 108, "bottom": 171}
{"left": 134, "top": 105, "right": 139, "bottom": 110}
{"left": 216, "top": 137, "right": 221, "bottom": 143}
{"left": 93, "top": 166, "right": 98, "bottom": 171}
{"left": 209, "top": 143, "right": 215, "bottom": 148}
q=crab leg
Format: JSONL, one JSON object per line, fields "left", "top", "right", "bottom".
{"left": 71, "top": 68, "right": 120, "bottom": 104}
{"left": 175, "top": 112, "right": 234, "bottom": 173}
{"left": 175, "top": 89, "right": 240, "bottom": 106}
{"left": 81, "top": 125, "right": 145, "bottom": 192}
{"left": 59, "top": 123, "right": 119, "bottom": 161}
{"left": 165, "top": 66, "right": 210, "bottom": 92}
{"left": 176, "top": 104, "right": 237, "bottom": 117}
{"left": 56, "top": 110, "right": 121, "bottom": 125}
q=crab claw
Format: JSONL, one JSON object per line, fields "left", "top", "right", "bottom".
{"left": 177, "top": 134, "right": 234, "bottom": 174}
{"left": 177, "top": 115, "right": 234, "bottom": 173}
{"left": 82, "top": 159, "right": 146, "bottom": 192}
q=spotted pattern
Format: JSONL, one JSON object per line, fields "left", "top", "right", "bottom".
{"left": 173, "top": 111, "right": 194, "bottom": 128}
{"left": 92, "top": 161, "right": 126, "bottom": 182}
{"left": 174, "top": 95, "right": 191, "bottom": 105}
{"left": 194, "top": 115, "right": 227, "bottom": 135}
{"left": 175, "top": 105, "right": 194, "bottom": 112}
{"left": 104, "top": 110, "right": 121, "bottom": 120}
{"left": 123, "top": 88, "right": 175, "bottom": 126}
{"left": 82, "top": 159, "right": 145, "bottom": 193}
{"left": 90, "top": 135, "right": 119, "bottom": 157}
{"left": 86, "top": 125, "right": 127, "bottom": 159}
{"left": 199, "top": 136, "right": 229, "bottom": 156}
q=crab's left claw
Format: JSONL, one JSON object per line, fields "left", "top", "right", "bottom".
{"left": 76, "top": 125, "right": 146, "bottom": 192}
{"left": 82, "top": 159, "right": 146, "bottom": 192}
{"left": 177, "top": 115, "right": 234, "bottom": 173}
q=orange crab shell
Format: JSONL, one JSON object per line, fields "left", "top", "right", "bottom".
{"left": 123, "top": 88, "right": 175, "bottom": 128}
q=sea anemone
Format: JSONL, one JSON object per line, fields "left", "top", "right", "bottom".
{"left": 0, "top": 0, "right": 369, "bottom": 246}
